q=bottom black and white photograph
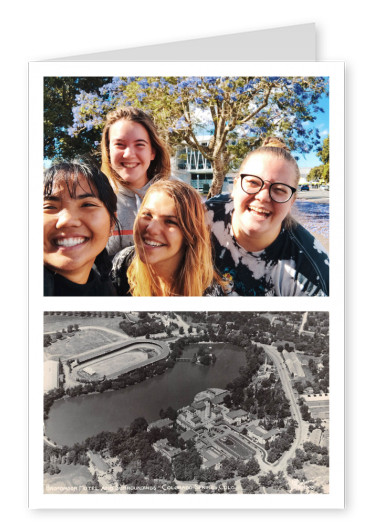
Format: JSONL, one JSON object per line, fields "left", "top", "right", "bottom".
{"left": 42, "top": 310, "right": 330, "bottom": 498}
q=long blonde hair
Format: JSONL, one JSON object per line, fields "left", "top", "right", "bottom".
{"left": 100, "top": 107, "right": 171, "bottom": 192}
{"left": 127, "top": 180, "right": 222, "bottom": 296}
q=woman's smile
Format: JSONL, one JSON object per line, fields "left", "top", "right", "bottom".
{"left": 52, "top": 236, "right": 89, "bottom": 248}
{"left": 109, "top": 120, "right": 155, "bottom": 189}
{"left": 231, "top": 154, "right": 296, "bottom": 252}
{"left": 142, "top": 238, "right": 166, "bottom": 248}
{"left": 135, "top": 191, "right": 185, "bottom": 277}
{"left": 43, "top": 175, "right": 112, "bottom": 284}
{"left": 245, "top": 204, "right": 272, "bottom": 219}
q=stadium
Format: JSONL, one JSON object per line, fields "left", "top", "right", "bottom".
{"left": 68, "top": 338, "right": 169, "bottom": 383}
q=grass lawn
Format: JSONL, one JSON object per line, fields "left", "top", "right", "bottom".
{"left": 44, "top": 329, "right": 124, "bottom": 361}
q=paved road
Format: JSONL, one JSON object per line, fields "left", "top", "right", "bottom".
{"left": 257, "top": 343, "right": 304, "bottom": 471}
{"left": 297, "top": 189, "right": 329, "bottom": 204}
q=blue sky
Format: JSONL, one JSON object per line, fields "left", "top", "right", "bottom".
{"left": 293, "top": 92, "right": 329, "bottom": 170}
{"left": 195, "top": 89, "right": 330, "bottom": 171}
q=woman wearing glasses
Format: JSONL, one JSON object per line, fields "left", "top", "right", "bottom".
{"left": 206, "top": 137, "right": 329, "bottom": 296}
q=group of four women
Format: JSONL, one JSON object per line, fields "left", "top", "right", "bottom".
{"left": 43, "top": 107, "right": 329, "bottom": 297}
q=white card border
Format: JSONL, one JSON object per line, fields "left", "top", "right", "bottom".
{"left": 29, "top": 61, "right": 344, "bottom": 509}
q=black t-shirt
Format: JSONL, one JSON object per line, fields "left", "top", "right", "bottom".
{"left": 44, "top": 266, "right": 116, "bottom": 296}
{"left": 205, "top": 194, "right": 329, "bottom": 297}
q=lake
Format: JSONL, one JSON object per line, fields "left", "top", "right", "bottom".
{"left": 45, "top": 343, "right": 246, "bottom": 446}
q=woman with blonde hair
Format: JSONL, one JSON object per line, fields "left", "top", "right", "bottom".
{"left": 206, "top": 137, "right": 329, "bottom": 296}
{"left": 101, "top": 106, "right": 171, "bottom": 257}
{"left": 111, "top": 180, "right": 225, "bottom": 296}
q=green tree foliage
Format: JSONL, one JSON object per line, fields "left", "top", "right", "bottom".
{"left": 258, "top": 470, "right": 289, "bottom": 491}
{"left": 307, "top": 136, "right": 329, "bottom": 183}
{"left": 300, "top": 402, "right": 312, "bottom": 422}
{"left": 289, "top": 443, "right": 329, "bottom": 471}
{"left": 306, "top": 166, "right": 322, "bottom": 182}
{"left": 129, "top": 417, "right": 148, "bottom": 436}
{"left": 240, "top": 478, "right": 259, "bottom": 493}
{"left": 159, "top": 406, "right": 178, "bottom": 421}
{"left": 44, "top": 387, "right": 65, "bottom": 419}
{"left": 173, "top": 448, "right": 202, "bottom": 481}
{"left": 44, "top": 77, "right": 111, "bottom": 160}
{"left": 219, "top": 457, "right": 237, "bottom": 479}
{"left": 259, "top": 471, "right": 276, "bottom": 488}
{"left": 44, "top": 334, "right": 52, "bottom": 347}
{"left": 47, "top": 76, "right": 327, "bottom": 196}
{"left": 196, "top": 467, "right": 220, "bottom": 483}
{"left": 119, "top": 318, "right": 165, "bottom": 336}
{"left": 237, "top": 457, "right": 260, "bottom": 477}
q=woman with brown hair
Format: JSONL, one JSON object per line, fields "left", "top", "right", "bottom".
{"left": 206, "top": 137, "right": 329, "bottom": 296}
{"left": 111, "top": 180, "right": 225, "bottom": 296}
{"left": 101, "top": 106, "right": 171, "bottom": 257}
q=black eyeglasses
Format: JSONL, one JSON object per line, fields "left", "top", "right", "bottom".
{"left": 240, "top": 174, "right": 296, "bottom": 203}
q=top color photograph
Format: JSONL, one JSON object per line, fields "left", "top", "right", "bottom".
{"left": 43, "top": 75, "right": 330, "bottom": 297}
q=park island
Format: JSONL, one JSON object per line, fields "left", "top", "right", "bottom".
{"left": 43, "top": 311, "right": 329, "bottom": 495}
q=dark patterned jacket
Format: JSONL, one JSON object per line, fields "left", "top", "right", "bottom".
{"left": 205, "top": 194, "right": 329, "bottom": 297}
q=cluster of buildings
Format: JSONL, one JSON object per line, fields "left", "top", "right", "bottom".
{"left": 149, "top": 380, "right": 329, "bottom": 471}
{"left": 150, "top": 388, "right": 281, "bottom": 469}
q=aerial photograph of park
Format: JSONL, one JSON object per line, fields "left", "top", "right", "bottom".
{"left": 43, "top": 310, "right": 329, "bottom": 495}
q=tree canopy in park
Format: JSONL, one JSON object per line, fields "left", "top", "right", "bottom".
{"left": 307, "top": 135, "right": 329, "bottom": 183}
{"left": 45, "top": 75, "right": 328, "bottom": 196}
{"left": 44, "top": 77, "right": 112, "bottom": 161}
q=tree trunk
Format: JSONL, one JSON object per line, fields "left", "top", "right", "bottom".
{"left": 207, "top": 151, "right": 230, "bottom": 199}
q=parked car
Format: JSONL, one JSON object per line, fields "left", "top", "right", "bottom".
{"left": 300, "top": 184, "right": 310, "bottom": 191}
{"left": 320, "top": 184, "right": 329, "bottom": 191}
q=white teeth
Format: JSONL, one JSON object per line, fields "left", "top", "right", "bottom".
{"left": 55, "top": 237, "right": 86, "bottom": 247}
{"left": 122, "top": 163, "right": 138, "bottom": 168}
{"left": 250, "top": 207, "right": 270, "bottom": 215}
{"left": 144, "top": 239, "right": 164, "bottom": 247}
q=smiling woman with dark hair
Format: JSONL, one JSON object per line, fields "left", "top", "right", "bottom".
{"left": 206, "top": 137, "right": 329, "bottom": 297}
{"left": 43, "top": 159, "right": 118, "bottom": 296}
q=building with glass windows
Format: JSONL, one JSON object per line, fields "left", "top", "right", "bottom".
{"left": 171, "top": 136, "right": 235, "bottom": 194}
